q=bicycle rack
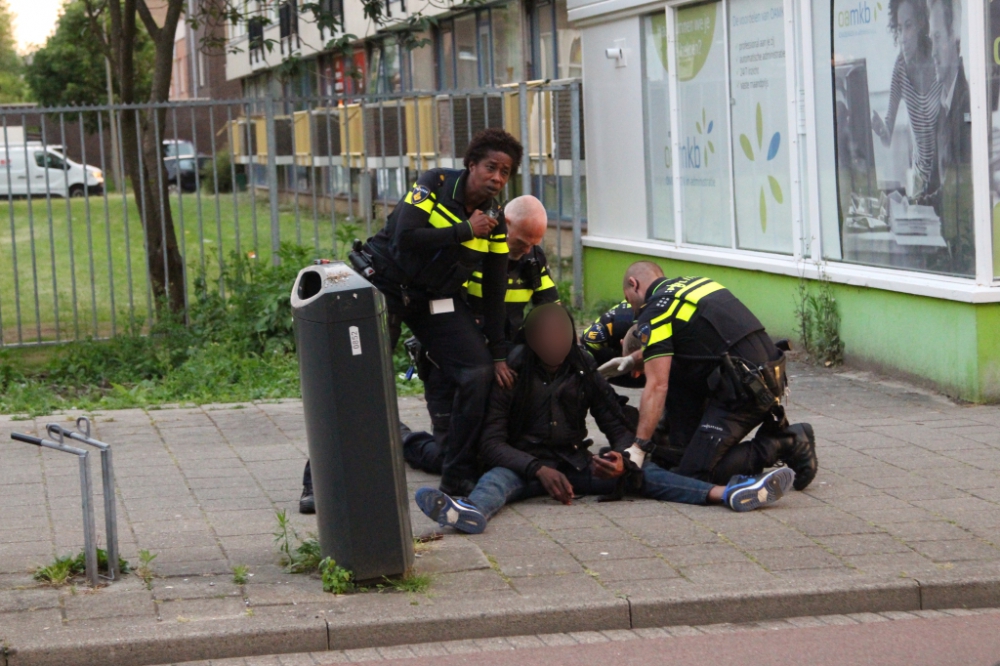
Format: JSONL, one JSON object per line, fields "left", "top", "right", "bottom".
{"left": 46, "top": 417, "right": 120, "bottom": 581}
{"left": 10, "top": 430, "right": 99, "bottom": 587}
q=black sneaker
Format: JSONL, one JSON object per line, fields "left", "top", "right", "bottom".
{"left": 299, "top": 485, "right": 315, "bottom": 514}
{"left": 780, "top": 423, "right": 818, "bottom": 491}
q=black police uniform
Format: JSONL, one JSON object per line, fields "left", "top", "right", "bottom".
{"left": 404, "top": 246, "right": 560, "bottom": 474}
{"left": 635, "top": 276, "right": 796, "bottom": 485}
{"left": 581, "top": 300, "right": 644, "bottom": 388}
{"left": 365, "top": 167, "right": 510, "bottom": 495}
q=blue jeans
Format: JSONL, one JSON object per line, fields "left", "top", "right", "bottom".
{"left": 467, "top": 462, "right": 715, "bottom": 520}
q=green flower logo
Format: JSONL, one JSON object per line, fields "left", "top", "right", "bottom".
{"left": 738, "top": 102, "right": 782, "bottom": 232}
{"left": 696, "top": 108, "right": 716, "bottom": 168}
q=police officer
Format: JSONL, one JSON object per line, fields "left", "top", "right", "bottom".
{"left": 404, "top": 195, "right": 558, "bottom": 474}
{"left": 581, "top": 300, "right": 643, "bottom": 388}
{"left": 363, "top": 128, "right": 523, "bottom": 497}
{"left": 617, "top": 261, "right": 818, "bottom": 490}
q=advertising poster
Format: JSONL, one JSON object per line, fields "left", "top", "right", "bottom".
{"left": 676, "top": 1, "right": 733, "bottom": 247}
{"left": 832, "top": 0, "right": 973, "bottom": 276}
{"left": 728, "top": 0, "right": 792, "bottom": 254}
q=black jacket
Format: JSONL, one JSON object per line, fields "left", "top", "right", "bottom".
{"left": 478, "top": 345, "right": 634, "bottom": 478}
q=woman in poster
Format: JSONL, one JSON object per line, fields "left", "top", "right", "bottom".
{"left": 871, "top": 0, "right": 942, "bottom": 197}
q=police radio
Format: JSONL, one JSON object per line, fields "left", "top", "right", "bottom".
{"left": 347, "top": 239, "right": 376, "bottom": 279}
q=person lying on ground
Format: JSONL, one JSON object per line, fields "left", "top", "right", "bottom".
{"left": 413, "top": 303, "right": 794, "bottom": 534}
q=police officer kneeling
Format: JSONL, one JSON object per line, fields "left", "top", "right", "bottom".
{"left": 615, "top": 261, "right": 818, "bottom": 489}
{"left": 363, "top": 128, "right": 523, "bottom": 497}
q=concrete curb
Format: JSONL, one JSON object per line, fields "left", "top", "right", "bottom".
{"left": 4, "top": 576, "right": 1000, "bottom": 666}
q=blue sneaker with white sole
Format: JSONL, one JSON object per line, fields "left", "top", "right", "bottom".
{"left": 722, "top": 467, "right": 795, "bottom": 512}
{"left": 415, "top": 487, "right": 487, "bottom": 534}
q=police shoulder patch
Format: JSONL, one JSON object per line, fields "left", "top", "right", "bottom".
{"left": 584, "top": 322, "right": 609, "bottom": 344}
{"left": 638, "top": 323, "right": 652, "bottom": 347}
{"left": 411, "top": 184, "right": 431, "bottom": 204}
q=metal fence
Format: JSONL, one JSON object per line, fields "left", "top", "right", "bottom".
{"left": 0, "top": 80, "right": 586, "bottom": 348}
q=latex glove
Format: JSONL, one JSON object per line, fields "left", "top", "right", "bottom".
{"left": 622, "top": 444, "right": 646, "bottom": 470}
{"left": 598, "top": 355, "right": 635, "bottom": 378}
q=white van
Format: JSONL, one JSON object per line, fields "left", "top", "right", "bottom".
{"left": 0, "top": 143, "right": 105, "bottom": 198}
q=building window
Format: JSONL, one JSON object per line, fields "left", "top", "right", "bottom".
{"left": 642, "top": 12, "right": 674, "bottom": 241}
{"left": 491, "top": 2, "right": 524, "bottom": 84}
{"left": 830, "top": 0, "right": 974, "bottom": 276}
{"left": 531, "top": 0, "right": 580, "bottom": 80}
{"left": 436, "top": 3, "right": 526, "bottom": 89}
{"left": 454, "top": 13, "right": 479, "bottom": 88}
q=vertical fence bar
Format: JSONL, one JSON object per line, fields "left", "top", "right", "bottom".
{"left": 228, "top": 109, "right": 242, "bottom": 260}
{"left": 194, "top": 105, "right": 208, "bottom": 277}
{"left": 114, "top": 110, "right": 136, "bottom": 327}
{"left": 396, "top": 96, "right": 404, "bottom": 216}
{"left": 133, "top": 109, "right": 155, "bottom": 329}
{"left": 324, "top": 105, "right": 336, "bottom": 256}
{"left": 570, "top": 81, "right": 583, "bottom": 310}
{"left": 39, "top": 115, "right": 60, "bottom": 341}
{"left": 77, "top": 114, "right": 98, "bottom": 337}
{"left": 344, "top": 96, "right": 354, "bottom": 223}
{"left": 243, "top": 103, "right": 259, "bottom": 252}
{"left": 265, "top": 96, "right": 281, "bottom": 265}
{"left": 21, "top": 113, "right": 42, "bottom": 342}
{"left": 309, "top": 102, "right": 319, "bottom": 252}
{"left": 1, "top": 117, "right": 21, "bottom": 344}
{"left": 96, "top": 112, "right": 117, "bottom": 337}
{"left": 518, "top": 82, "right": 530, "bottom": 198}
{"left": 554, "top": 86, "right": 562, "bottom": 281}
{"left": 189, "top": 105, "right": 206, "bottom": 283}
{"left": 169, "top": 107, "right": 189, "bottom": 321}
{"left": 289, "top": 99, "right": 302, "bottom": 246}
{"left": 60, "top": 114, "right": 80, "bottom": 339}
{"left": 213, "top": 107, "right": 226, "bottom": 293}
{"left": 151, "top": 110, "right": 171, "bottom": 302}
{"left": 412, "top": 95, "right": 421, "bottom": 179}
{"left": 379, "top": 98, "right": 388, "bottom": 225}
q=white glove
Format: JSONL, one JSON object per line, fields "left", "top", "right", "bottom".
{"left": 622, "top": 445, "right": 646, "bottom": 470}
{"left": 598, "top": 355, "right": 635, "bottom": 378}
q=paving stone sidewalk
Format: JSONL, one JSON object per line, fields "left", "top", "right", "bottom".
{"left": 1, "top": 361, "right": 1000, "bottom": 666}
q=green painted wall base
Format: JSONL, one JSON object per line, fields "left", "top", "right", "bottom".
{"left": 584, "top": 247, "right": 1000, "bottom": 403}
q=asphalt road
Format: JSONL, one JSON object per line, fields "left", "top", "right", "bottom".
{"left": 318, "top": 613, "right": 1000, "bottom": 666}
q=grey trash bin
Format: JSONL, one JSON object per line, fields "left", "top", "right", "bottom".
{"left": 291, "top": 261, "right": 414, "bottom": 581}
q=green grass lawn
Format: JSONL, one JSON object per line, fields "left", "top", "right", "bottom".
{"left": 1, "top": 191, "right": 362, "bottom": 345}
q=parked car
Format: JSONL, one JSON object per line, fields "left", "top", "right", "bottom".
{"left": 162, "top": 140, "right": 209, "bottom": 193}
{"left": 0, "top": 143, "right": 104, "bottom": 198}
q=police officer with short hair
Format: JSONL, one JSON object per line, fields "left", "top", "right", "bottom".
{"left": 363, "top": 128, "right": 524, "bottom": 497}
{"left": 403, "top": 195, "right": 558, "bottom": 474}
{"left": 581, "top": 300, "right": 643, "bottom": 388}
{"left": 615, "top": 261, "right": 818, "bottom": 489}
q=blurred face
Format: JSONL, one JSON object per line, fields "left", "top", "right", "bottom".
{"left": 466, "top": 150, "right": 514, "bottom": 203}
{"left": 898, "top": 1, "right": 924, "bottom": 64}
{"left": 507, "top": 222, "right": 546, "bottom": 260}
{"left": 526, "top": 307, "right": 574, "bottom": 368}
{"left": 929, "top": 2, "right": 957, "bottom": 81}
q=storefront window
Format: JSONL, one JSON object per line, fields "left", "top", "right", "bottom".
{"left": 728, "top": 0, "right": 793, "bottom": 254}
{"left": 676, "top": 0, "right": 733, "bottom": 247}
{"left": 831, "top": 0, "right": 974, "bottom": 276}
{"left": 642, "top": 13, "right": 674, "bottom": 241}
{"left": 492, "top": 3, "right": 524, "bottom": 85}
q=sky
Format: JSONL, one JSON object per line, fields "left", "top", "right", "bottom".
{"left": 9, "top": 0, "right": 64, "bottom": 54}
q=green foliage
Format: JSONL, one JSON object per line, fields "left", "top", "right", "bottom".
{"left": 794, "top": 275, "right": 844, "bottom": 367}
{"left": 377, "top": 572, "right": 432, "bottom": 594}
{"left": 0, "top": 0, "right": 28, "bottom": 103}
{"left": 232, "top": 564, "right": 250, "bottom": 585}
{"left": 319, "top": 557, "right": 355, "bottom": 594}
{"left": 33, "top": 548, "right": 130, "bottom": 586}
{"left": 24, "top": 1, "right": 154, "bottom": 112}
{"left": 137, "top": 549, "right": 157, "bottom": 589}
{"left": 274, "top": 509, "right": 323, "bottom": 573}
{"left": 202, "top": 150, "right": 240, "bottom": 194}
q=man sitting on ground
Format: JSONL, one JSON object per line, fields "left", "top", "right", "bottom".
{"left": 414, "top": 303, "right": 794, "bottom": 534}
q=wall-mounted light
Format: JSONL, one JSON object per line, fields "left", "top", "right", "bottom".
{"left": 605, "top": 39, "right": 627, "bottom": 68}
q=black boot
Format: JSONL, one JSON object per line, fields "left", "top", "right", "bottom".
{"left": 299, "top": 484, "right": 315, "bottom": 514}
{"left": 778, "top": 423, "right": 818, "bottom": 491}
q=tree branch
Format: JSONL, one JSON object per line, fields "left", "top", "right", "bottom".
{"left": 136, "top": 0, "right": 162, "bottom": 42}
{"left": 80, "top": 0, "right": 113, "bottom": 61}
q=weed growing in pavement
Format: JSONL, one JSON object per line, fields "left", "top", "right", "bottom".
{"left": 137, "top": 550, "right": 157, "bottom": 589}
{"left": 376, "top": 572, "right": 432, "bottom": 595}
{"left": 319, "top": 557, "right": 355, "bottom": 594}
{"left": 232, "top": 564, "right": 251, "bottom": 585}
{"left": 33, "top": 549, "right": 130, "bottom": 586}
{"left": 274, "top": 509, "right": 323, "bottom": 573}
{"left": 794, "top": 272, "right": 844, "bottom": 367}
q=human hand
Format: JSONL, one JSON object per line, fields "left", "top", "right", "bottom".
{"left": 598, "top": 355, "right": 636, "bottom": 378}
{"left": 536, "top": 466, "right": 574, "bottom": 504}
{"left": 494, "top": 360, "right": 517, "bottom": 389}
{"left": 592, "top": 451, "right": 625, "bottom": 479}
{"left": 469, "top": 210, "right": 498, "bottom": 238}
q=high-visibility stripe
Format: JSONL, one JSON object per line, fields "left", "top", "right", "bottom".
{"left": 471, "top": 271, "right": 484, "bottom": 279}
{"left": 489, "top": 240, "right": 509, "bottom": 253}
{"left": 466, "top": 281, "right": 483, "bottom": 297}
{"left": 686, "top": 281, "right": 724, "bottom": 303}
{"left": 671, "top": 277, "right": 711, "bottom": 299}
{"left": 428, "top": 210, "right": 453, "bottom": 229}
{"left": 676, "top": 302, "right": 697, "bottom": 321}
{"left": 490, "top": 233, "right": 507, "bottom": 241}
{"left": 538, "top": 274, "right": 557, "bottom": 290}
{"left": 505, "top": 288, "right": 533, "bottom": 303}
{"left": 435, "top": 203, "right": 463, "bottom": 225}
{"left": 647, "top": 322, "right": 672, "bottom": 346}
{"left": 463, "top": 237, "right": 489, "bottom": 252}
{"left": 404, "top": 190, "right": 435, "bottom": 213}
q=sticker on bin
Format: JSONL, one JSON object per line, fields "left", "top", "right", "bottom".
{"left": 349, "top": 326, "right": 362, "bottom": 356}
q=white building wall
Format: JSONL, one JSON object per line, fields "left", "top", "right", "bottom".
{"left": 578, "top": 15, "right": 647, "bottom": 240}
